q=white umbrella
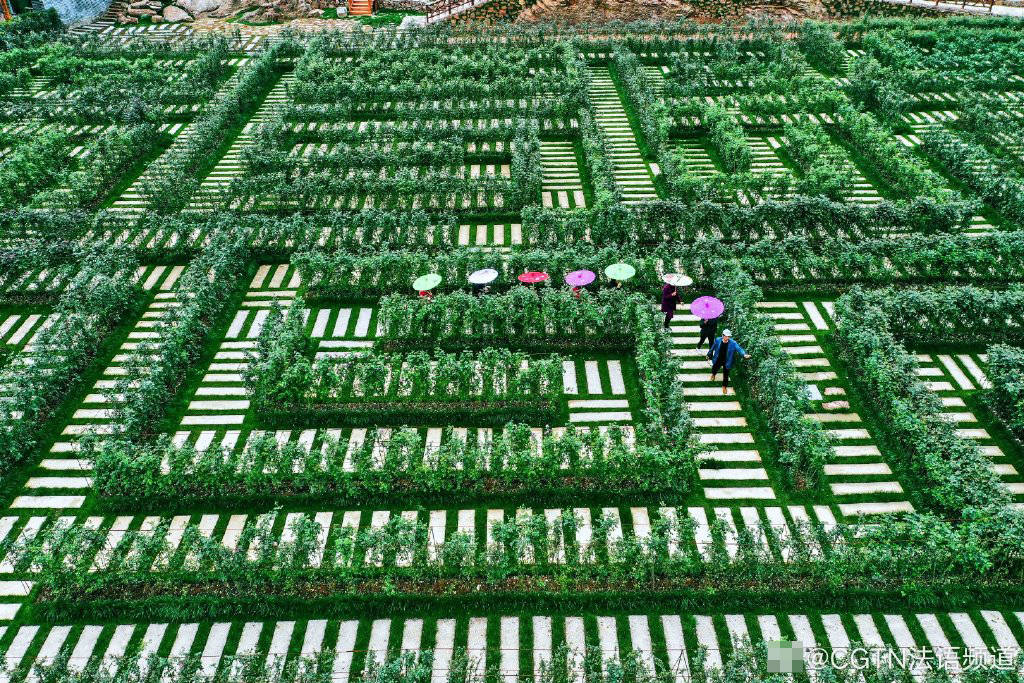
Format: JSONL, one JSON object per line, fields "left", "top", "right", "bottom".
{"left": 468, "top": 268, "right": 499, "bottom": 285}
{"left": 663, "top": 273, "right": 693, "bottom": 287}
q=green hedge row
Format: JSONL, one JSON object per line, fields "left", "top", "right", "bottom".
{"left": 376, "top": 288, "right": 643, "bottom": 350}
{"left": 9, "top": 217, "right": 1024, "bottom": 294}
{"left": 93, "top": 424, "right": 696, "bottom": 510}
{"left": 246, "top": 299, "right": 563, "bottom": 421}
{"left": 834, "top": 287, "right": 1014, "bottom": 515}
{"left": 990, "top": 344, "right": 1024, "bottom": 444}
{"left": 0, "top": 190, "right": 979, "bottom": 253}
{"left": 113, "top": 233, "right": 249, "bottom": 440}
{"left": 292, "top": 233, "right": 1024, "bottom": 301}
{"left": 26, "top": 503, "right": 1024, "bottom": 619}
{"left": 0, "top": 248, "right": 141, "bottom": 474}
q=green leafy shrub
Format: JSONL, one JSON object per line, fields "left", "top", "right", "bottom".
{"left": 989, "top": 344, "right": 1024, "bottom": 443}
{"left": 701, "top": 103, "right": 752, "bottom": 173}
{"left": 834, "top": 287, "right": 1013, "bottom": 515}
{"left": 798, "top": 21, "right": 846, "bottom": 75}
{"left": 0, "top": 248, "right": 141, "bottom": 472}
{"left": 93, "top": 423, "right": 697, "bottom": 508}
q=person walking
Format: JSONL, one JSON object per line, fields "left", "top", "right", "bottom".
{"left": 696, "top": 317, "right": 717, "bottom": 349}
{"left": 661, "top": 283, "right": 680, "bottom": 329}
{"left": 706, "top": 329, "right": 751, "bottom": 394}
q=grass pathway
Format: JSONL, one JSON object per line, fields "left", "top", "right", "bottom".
{"left": 0, "top": 609, "right": 1019, "bottom": 680}
{"left": 915, "top": 352, "right": 1024, "bottom": 507}
{"left": 756, "top": 301, "right": 915, "bottom": 520}
{"left": 5, "top": 266, "right": 185, "bottom": 513}
{"left": 585, "top": 67, "right": 659, "bottom": 203}
{"left": 668, "top": 310, "right": 776, "bottom": 503}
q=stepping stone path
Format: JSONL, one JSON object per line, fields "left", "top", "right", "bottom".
{"left": 178, "top": 264, "right": 302, "bottom": 440}
{"left": 0, "top": 313, "right": 52, "bottom": 350}
{"left": 891, "top": 120, "right": 994, "bottom": 234}
{"left": 0, "top": 609, "right": 1018, "bottom": 680}
{"left": 667, "top": 311, "right": 777, "bottom": 501}
{"left": 640, "top": 64, "right": 666, "bottom": 97}
{"left": 0, "top": 305, "right": 60, "bottom": 426}
{"left": 675, "top": 138, "right": 720, "bottom": 184}
{"left": 746, "top": 136, "right": 794, "bottom": 203}
{"left": 915, "top": 353, "right": 1024, "bottom": 506}
{"left": 585, "top": 67, "right": 659, "bottom": 202}
{"left": 0, "top": 504, "right": 844, "bottom": 586}
{"left": 190, "top": 72, "right": 294, "bottom": 212}
{"left": 756, "top": 301, "right": 914, "bottom": 518}
{"left": 540, "top": 140, "right": 587, "bottom": 209}
{"left": 453, "top": 222, "right": 523, "bottom": 251}
{"left": 564, "top": 359, "right": 634, "bottom": 423}
{"left": 106, "top": 59, "right": 250, "bottom": 219}
{"left": 6, "top": 266, "right": 185, "bottom": 512}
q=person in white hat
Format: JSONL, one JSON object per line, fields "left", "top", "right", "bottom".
{"left": 706, "top": 329, "right": 751, "bottom": 394}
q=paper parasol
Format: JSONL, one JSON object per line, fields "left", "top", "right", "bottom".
{"left": 565, "top": 269, "right": 596, "bottom": 287}
{"left": 412, "top": 274, "right": 442, "bottom": 291}
{"left": 690, "top": 296, "right": 724, "bottom": 319}
{"left": 468, "top": 268, "right": 498, "bottom": 285}
{"left": 604, "top": 263, "right": 636, "bottom": 281}
{"left": 518, "top": 271, "right": 550, "bottom": 284}
{"left": 663, "top": 273, "right": 693, "bottom": 287}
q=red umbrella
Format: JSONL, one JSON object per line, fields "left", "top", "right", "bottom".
{"left": 518, "top": 271, "right": 549, "bottom": 284}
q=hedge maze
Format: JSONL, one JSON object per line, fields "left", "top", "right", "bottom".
{"left": 5, "top": 12, "right": 1024, "bottom": 683}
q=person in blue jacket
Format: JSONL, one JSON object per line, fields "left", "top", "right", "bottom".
{"left": 706, "top": 329, "right": 751, "bottom": 394}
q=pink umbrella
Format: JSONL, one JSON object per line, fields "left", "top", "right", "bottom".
{"left": 564, "top": 269, "right": 596, "bottom": 287}
{"left": 690, "top": 296, "right": 724, "bottom": 319}
{"left": 519, "top": 271, "right": 549, "bottom": 284}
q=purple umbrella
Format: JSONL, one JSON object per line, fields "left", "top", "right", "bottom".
{"left": 690, "top": 296, "right": 724, "bottom": 319}
{"left": 565, "top": 269, "right": 596, "bottom": 287}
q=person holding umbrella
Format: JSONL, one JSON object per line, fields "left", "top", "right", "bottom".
{"left": 413, "top": 274, "right": 441, "bottom": 301}
{"left": 697, "top": 317, "right": 717, "bottom": 349}
{"left": 469, "top": 268, "right": 498, "bottom": 297}
{"left": 565, "top": 269, "right": 596, "bottom": 299}
{"left": 690, "top": 295, "right": 724, "bottom": 348}
{"left": 661, "top": 274, "right": 692, "bottom": 329}
{"left": 661, "top": 282, "right": 680, "bottom": 328}
{"left": 706, "top": 329, "right": 751, "bottom": 394}
{"left": 518, "top": 270, "right": 550, "bottom": 288}
{"left": 605, "top": 263, "right": 635, "bottom": 290}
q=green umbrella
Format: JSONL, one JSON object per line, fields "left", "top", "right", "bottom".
{"left": 412, "top": 274, "right": 442, "bottom": 291}
{"left": 604, "top": 263, "right": 636, "bottom": 281}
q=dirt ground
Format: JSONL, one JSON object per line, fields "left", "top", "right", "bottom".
{"left": 514, "top": 0, "right": 828, "bottom": 23}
